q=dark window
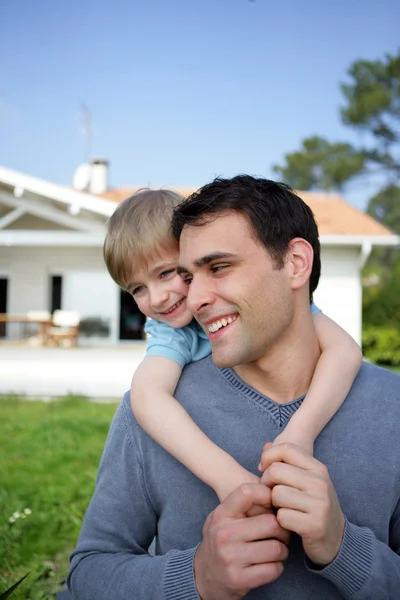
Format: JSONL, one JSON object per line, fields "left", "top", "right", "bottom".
{"left": 0, "top": 278, "right": 8, "bottom": 337}
{"left": 119, "top": 290, "right": 146, "bottom": 340}
{"left": 50, "top": 276, "right": 62, "bottom": 312}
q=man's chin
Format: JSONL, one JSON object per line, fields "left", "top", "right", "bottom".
{"left": 211, "top": 350, "right": 240, "bottom": 369}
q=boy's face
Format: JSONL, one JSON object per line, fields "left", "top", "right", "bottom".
{"left": 127, "top": 248, "right": 193, "bottom": 328}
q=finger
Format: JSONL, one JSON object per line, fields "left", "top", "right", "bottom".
{"left": 260, "top": 443, "right": 321, "bottom": 473}
{"left": 240, "top": 561, "right": 285, "bottom": 589}
{"left": 258, "top": 441, "right": 274, "bottom": 471}
{"left": 240, "top": 539, "right": 289, "bottom": 566}
{"left": 271, "top": 484, "right": 311, "bottom": 513}
{"left": 276, "top": 507, "right": 310, "bottom": 537}
{"left": 216, "top": 484, "right": 272, "bottom": 519}
{"left": 227, "top": 513, "right": 291, "bottom": 545}
{"left": 261, "top": 462, "right": 311, "bottom": 491}
{"left": 246, "top": 504, "right": 273, "bottom": 517}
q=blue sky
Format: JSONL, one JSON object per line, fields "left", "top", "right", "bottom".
{"left": 1, "top": 0, "right": 398, "bottom": 209}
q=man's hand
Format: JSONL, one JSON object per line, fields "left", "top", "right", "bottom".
{"left": 260, "top": 443, "right": 345, "bottom": 566}
{"left": 194, "top": 483, "right": 290, "bottom": 600}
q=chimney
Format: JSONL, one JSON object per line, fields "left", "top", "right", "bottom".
{"left": 89, "top": 158, "right": 109, "bottom": 194}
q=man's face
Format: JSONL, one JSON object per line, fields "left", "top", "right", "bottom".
{"left": 127, "top": 247, "right": 193, "bottom": 328}
{"left": 178, "top": 211, "right": 294, "bottom": 368}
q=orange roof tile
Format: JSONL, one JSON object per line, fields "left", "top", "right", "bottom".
{"left": 100, "top": 187, "right": 394, "bottom": 238}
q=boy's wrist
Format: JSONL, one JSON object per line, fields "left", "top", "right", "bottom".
{"left": 286, "top": 408, "right": 320, "bottom": 440}
{"left": 214, "top": 465, "right": 260, "bottom": 502}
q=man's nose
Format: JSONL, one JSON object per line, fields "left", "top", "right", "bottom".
{"left": 187, "top": 278, "right": 214, "bottom": 316}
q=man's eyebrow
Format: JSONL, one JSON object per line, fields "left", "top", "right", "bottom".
{"left": 178, "top": 252, "right": 237, "bottom": 274}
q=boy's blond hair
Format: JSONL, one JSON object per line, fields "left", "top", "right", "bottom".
{"left": 103, "top": 188, "right": 185, "bottom": 291}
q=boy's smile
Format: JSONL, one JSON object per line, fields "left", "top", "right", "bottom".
{"left": 127, "top": 250, "right": 193, "bottom": 329}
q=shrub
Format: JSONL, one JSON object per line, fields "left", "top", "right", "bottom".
{"left": 362, "top": 326, "right": 400, "bottom": 366}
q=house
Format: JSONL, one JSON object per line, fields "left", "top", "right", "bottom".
{"left": 0, "top": 160, "right": 398, "bottom": 346}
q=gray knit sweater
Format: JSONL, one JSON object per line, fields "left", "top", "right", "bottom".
{"left": 68, "top": 359, "right": 400, "bottom": 599}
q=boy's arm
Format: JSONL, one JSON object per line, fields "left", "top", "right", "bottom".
{"left": 131, "top": 356, "right": 259, "bottom": 501}
{"left": 272, "top": 312, "right": 362, "bottom": 454}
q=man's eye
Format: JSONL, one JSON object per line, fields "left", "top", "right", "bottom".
{"left": 183, "top": 276, "right": 192, "bottom": 285}
{"left": 160, "top": 269, "right": 175, "bottom": 279}
{"left": 211, "top": 264, "right": 228, "bottom": 273}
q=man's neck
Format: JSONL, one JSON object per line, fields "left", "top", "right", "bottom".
{"left": 233, "top": 312, "right": 320, "bottom": 405}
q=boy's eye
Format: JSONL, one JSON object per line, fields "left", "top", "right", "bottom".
{"left": 182, "top": 275, "right": 192, "bottom": 285}
{"left": 160, "top": 269, "right": 176, "bottom": 279}
{"left": 131, "top": 285, "right": 145, "bottom": 296}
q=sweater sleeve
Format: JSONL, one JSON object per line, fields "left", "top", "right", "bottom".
{"left": 67, "top": 394, "right": 201, "bottom": 600}
{"left": 306, "top": 504, "right": 400, "bottom": 598}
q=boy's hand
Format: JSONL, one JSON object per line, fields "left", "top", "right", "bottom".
{"left": 216, "top": 469, "right": 272, "bottom": 517}
{"left": 274, "top": 428, "right": 314, "bottom": 456}
{"left": 216, "top": 469, "right": 260, "bottom": 503}
{"left": 258, "top": 429, "right": 314, "bottom": 474}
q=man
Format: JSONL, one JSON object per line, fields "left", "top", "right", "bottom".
{"left": 68, "top": 176, "right": 400, "bottom": 599}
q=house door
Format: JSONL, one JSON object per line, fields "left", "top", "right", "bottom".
{"left": 0, "top": 278, "right": 8, "bottom": 338}
{"left": 119, "top": 290, "right": 146, "bottom": 340}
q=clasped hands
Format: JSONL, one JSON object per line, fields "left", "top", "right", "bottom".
{"left": 194, "top": 442, "right": 345, "bottom": 600}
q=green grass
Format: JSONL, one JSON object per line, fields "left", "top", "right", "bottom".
{"left": 0, "top": 395, "right": 118, "bottom": 599}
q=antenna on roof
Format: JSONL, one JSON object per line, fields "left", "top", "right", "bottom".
{"left": 80, "top": 104, "right": 93, "bottom": 163}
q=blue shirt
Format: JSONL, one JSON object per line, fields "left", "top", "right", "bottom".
{"left": 145, "top": 302, "right": 321, "bottom": 367}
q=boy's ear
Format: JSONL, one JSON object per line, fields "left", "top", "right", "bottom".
{"left": 287, "top": 238, "right": 313, "bottom": 291}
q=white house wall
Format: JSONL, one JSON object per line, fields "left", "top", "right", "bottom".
{"left": 0, "top": 246, "right": 120, "bottom": 343}
{"left": 314, "top": 246, "right": 361, "bottom": 344}
{"left": 0, "top": 244, "right": 363, "bottom": 346}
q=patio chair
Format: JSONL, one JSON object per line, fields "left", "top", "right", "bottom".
{"left": 25, "top": 310, "right": 52, "bottom": 344}
{"left": 47, "top": 310, "right": 81, "bottom": 347}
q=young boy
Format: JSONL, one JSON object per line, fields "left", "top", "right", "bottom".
{"left": 103, "top": 188, "right": 362, "bottom": 502}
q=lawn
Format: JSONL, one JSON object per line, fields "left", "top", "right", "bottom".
{"left": 0, "top": 396, "right": 118, "bottom": 599}
{"left": 1, "top": 364, "right": 399, "bottom": 598}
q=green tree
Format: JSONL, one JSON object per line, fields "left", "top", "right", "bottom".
{"left": 341, "top": 52, "right": 400, "bottom": 179}
{"left": 367, "top": 184, "right": 400, "bottom": 233}
{"left": 272, "top": 136, "right": 365, "bottom": 191}
{"left": 274, "top": 50, "right": 400, "bottom": 192}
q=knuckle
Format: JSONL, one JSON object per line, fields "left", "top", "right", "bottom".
{"left": 316, "top": 472, "right": 330, "bottom": 491}
{"left": 318, "top": 463, "right": 330, "bottom": 479}
{"left": 240, "top": 483, "right": 253, "bottom": 498}
{"left": 312, "top": 517, "right": 326, "bottom": 539}
{"left": 271, "top": 484, "right": 284, "bottom": 503}
{"left": 214, "top": 525, "right": 231, "bottom": 546}
{"left": 226, "top": 567, "right": 242, "bottom": 590}
{"left": 219, "top": 544, "right": 235, "bottom": 567}
{"left": 268, "top": 539, "right": 284, "bottom": 560}
{"left": 264, "top": 513, "right": 281, "bottom": 536}
{"left": 268, "top": 462, "right": 281, "bottom": 481}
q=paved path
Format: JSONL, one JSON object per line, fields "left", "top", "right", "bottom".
{"left": 0, "top": 344, "right": 147, "bottom": 399}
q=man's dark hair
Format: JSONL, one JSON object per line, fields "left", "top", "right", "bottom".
{"left": 171, "top": 175, "right": 321, "bottom": 299}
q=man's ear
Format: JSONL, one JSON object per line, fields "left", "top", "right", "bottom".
{"left": 286, "top": 238, "right": 314, "bottom": 291}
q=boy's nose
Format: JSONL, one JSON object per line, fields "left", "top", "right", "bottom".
{"left": 150, "top": 289, "right": 169, "bottom": 311}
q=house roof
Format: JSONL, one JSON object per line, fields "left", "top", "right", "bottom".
{"left": 102, "top": 187, "right": 395, "bottom": 239}
{"left": 0, "top": 166, "right": 116, "bottom": 217}
{"left": 0, "top": 166, "right": 398, "bottom": 247}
